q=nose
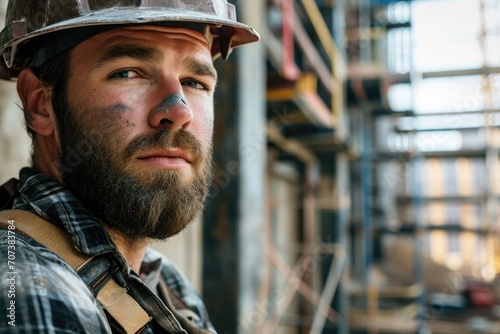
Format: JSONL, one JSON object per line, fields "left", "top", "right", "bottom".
{"left": 149, "top": 93, "right": 193, "bottom": 131}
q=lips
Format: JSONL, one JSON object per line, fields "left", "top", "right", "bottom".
{"left": 136, "top": 149, "right": 193, "bottom": 168}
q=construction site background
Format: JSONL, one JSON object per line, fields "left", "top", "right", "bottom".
{"left": 2, "top": 0, "right": 500, "bottom": 333}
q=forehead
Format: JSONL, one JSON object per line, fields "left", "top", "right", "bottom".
{"left": 70, "top": 25, "right": 213, "bottom": 64}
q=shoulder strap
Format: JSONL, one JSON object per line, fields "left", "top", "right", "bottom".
{"left": 0, "top": 209, "right": 152, "bottom": 334}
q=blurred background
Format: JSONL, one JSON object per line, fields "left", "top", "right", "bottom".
{"left": 2, "top": 0, "right": 500, "bottom": 333}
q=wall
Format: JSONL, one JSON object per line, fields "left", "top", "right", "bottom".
{"left": 0, "top": 0, "right": 31, "bottom": 184}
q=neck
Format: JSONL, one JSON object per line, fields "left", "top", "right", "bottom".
{"left": 33, "top": 136, "right": 63, "bottom": 183}
{"left": 105, "top": 228, "right": 150, "bottom": 273}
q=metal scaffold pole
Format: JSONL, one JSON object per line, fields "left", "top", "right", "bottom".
{"left": 407, "top": 2, "right": 428, "bottom": 332}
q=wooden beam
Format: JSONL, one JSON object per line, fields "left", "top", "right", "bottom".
{"left": 267, "top": 74, "right": 335, "bottom": 128}
{"left": 267, "top": 122, "right": 317, "bottom": 164}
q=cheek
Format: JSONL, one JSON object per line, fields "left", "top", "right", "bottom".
{"left": 75, "top": 82, "right": 150, "bottom": 118}
{"left": 66, "top": 78, "right": 148, "bottom": 157}
{"left": 193, "top": 101, "right": 214, "bottom": 142}
{"left": 77, "top": 87, "right": 149, "bottom": 133}
{"left": 77, "top": 104, "right": 139, "bottom": 162}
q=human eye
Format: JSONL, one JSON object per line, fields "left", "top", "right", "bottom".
{"left": 182, "top": 79, "right": 207, "bottom": 90}
{"left": 109, "top": 69, "right": 141, "bottom": 79}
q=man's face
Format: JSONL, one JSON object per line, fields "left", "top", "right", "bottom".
{"left": 56, "top": 26, "right": 217, "bottom": 240}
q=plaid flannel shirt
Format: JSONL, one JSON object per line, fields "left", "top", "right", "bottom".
{"left": 0, "top": 168, "right": 216, "bottom": 333}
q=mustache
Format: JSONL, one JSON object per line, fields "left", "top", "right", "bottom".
{"left": 123, "top": 129, "right": 204, "bottom": 163}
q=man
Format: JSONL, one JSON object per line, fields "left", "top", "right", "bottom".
{"left": 0, "top": 1, "right": 258, "bottom": 333}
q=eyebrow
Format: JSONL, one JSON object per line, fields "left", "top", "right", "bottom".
{"left": 93, "top": 44, "right": 162, "bottom": 69}
{"left": 93, "top": 44, "right": 218, "bottom": 82}
{"left": 183, "top": 57, "right": 218, "bottom": 82}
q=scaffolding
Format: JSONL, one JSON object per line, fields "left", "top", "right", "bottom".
{"left": 204, "top": 1, "right": 500, "bottom": 333}
{"left": 346, "top": 0, "right": 500, "bottom": 333}
{"left": 250, "top": 0, "right": 350, "bottom": 333}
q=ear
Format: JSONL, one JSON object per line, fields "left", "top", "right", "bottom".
{"left": 17, "top": 69, "right": 57, "bottom": 137}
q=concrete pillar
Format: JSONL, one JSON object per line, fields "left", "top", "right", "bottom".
{"left": 202, "top": 1, "right": 266, "bottom": 333}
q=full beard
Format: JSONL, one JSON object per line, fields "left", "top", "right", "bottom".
{"left": 58, "top": 110, "right": 213, "bottom": 241}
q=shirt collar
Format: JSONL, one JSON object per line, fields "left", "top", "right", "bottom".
{"left": 13, "top": 167, "right": 119, "bottom": 257}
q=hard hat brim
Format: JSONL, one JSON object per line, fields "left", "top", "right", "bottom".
{"left": 0, "top": 7, "right": 260, "bottom": 79}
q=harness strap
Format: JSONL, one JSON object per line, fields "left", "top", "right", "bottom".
{"left": 0, "top": 209, "right": 152, "bottom": 334}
